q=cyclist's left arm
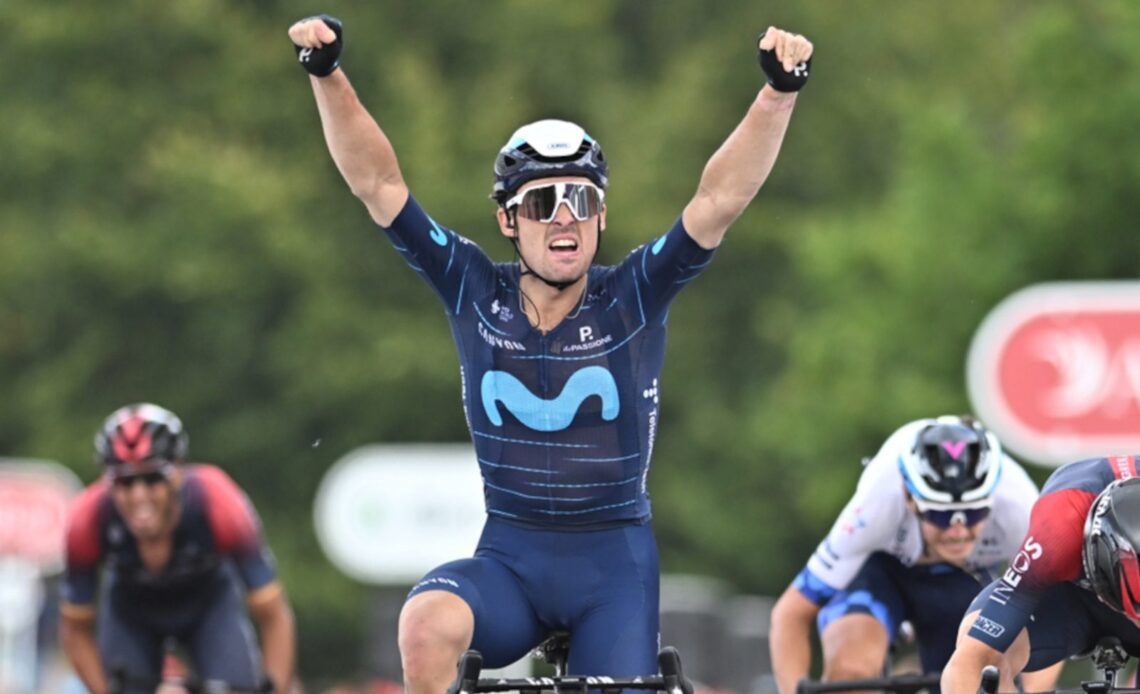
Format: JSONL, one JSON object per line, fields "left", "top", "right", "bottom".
{"left": 200, "top": 466, "right": 297, "bottom": 692}
{"left": 682, "top": 28, "right": 812, "bottom": 249}
{"left": 248, "top": 583, "right": 296, "bottom": 694}
{"left": 59, "top": 611, "right": 107, "bottom": 694}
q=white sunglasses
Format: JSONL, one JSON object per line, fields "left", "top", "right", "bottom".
{"left": 505, "top": 181, "right": 605, "bottom": 223}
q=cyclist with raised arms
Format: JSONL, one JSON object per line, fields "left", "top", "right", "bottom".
{"left": 59, "top": 404, "right": 295, "bottom": 694}
{"left": 769, "top": 416, "right": 1046, "bottom": 694}
{"left": 288, "top": 14, "right": 812, "bottom": 694}
{"left": 943, "top": 457, "right": 1140, "bottom": 694}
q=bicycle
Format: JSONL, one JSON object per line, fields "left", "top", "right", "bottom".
{"left": 445, "top": 634, "right": 696, "bottom": 694}
{"left": 976, "top": 637, "right": 1136, "bottom": 694}
{"left": 534, "top": 630, "right": 573, "bottom": 677}
{"left": 794, "top": 671, "right": 943, "bottom": 694}
{"left": 107, "top": 666, "right": 274, "bottom": 694}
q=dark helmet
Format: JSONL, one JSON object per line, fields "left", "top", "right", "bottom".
{"left": 1083, "top": 477, "right": 1140, "bottom": 619}
{"left": 491, "top": 119, "right": 608, "bottom": 204}
{"left": 898, "top": 416, "right": 1002, "bottom": 507}
{"left": 94, "top": 403, "right": 188, "bottom": 476}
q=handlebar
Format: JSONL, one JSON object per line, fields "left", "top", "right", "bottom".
{"left": 447, "top": 646, "right": 695, "bottom": 694}
{"left": 795, "top": 672, "right": 941, "bottom": 694}
{"left": 978, "top": 665, "right": 999, "bottom": 694}
{"left": 108, "top": 667, "right": 274, "bottom": 694}
{"left": 449, "top": 650, "right": 484, "bottom": 694}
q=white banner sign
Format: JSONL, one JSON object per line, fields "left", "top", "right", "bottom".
{"left": 313, "top": 444, "right": 486, "bottom": 585}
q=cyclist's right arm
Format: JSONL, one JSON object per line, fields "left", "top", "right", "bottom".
{"left": 945, "top": 481, "right": 1092, "bottom": 694}
{"left": 768, "top": 451, "right": 909, "bottom": 694}
{"left": 942, "top": 613, "right": 1030, "bottom": 694}
{"left": 769, "top": 584, "right": 822, "bottom": 694}
{"left": 290, "top": 18, "right": 408, "bottom": 226}
{"left": 942, "top": 631, "right": 1007, "bottom": 694}
{"left": 59, "top": 608, "right": 107, "bottom": 694}
{"left": 60, "top": 484, "right": 110, "bottom": 694}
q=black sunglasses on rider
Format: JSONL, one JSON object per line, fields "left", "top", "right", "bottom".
{"left": 111, "top": 470, "right": 169, "bottom": 489}
{"left": 505, "top": 181, "right": 605, "bottom": 223}
{"left": 917, "top": 505, "right": 991, "bottom": 529}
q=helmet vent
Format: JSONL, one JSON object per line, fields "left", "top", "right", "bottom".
{"left": 516, "top": 140, "right": 594, "bottom": 164}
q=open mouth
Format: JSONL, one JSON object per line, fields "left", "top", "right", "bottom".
{"left": 125, "top": 501, "right": 161, "bottom": 530}
{"left": 939, "top": 537, "right": 975, "bottom": 548}
{"left": 549, "top": 238, "right": 579, "bottom": 253}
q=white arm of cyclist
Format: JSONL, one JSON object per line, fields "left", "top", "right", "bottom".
{"left": 289, "top": 18, "right": 409, "bottom": 227}
{"left": 681, "top": 27, "right": 812, "bottom": 250}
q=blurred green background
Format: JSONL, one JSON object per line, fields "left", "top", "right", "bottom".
{"left": 4, "top": 0, "right": 1140, "bottom": 686}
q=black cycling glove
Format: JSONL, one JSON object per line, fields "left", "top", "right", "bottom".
{"left": 757, "top": 32, "right": 811, "bottom": 92}
{"left": 294, "top": 15, "right": 343, "bottom": 77}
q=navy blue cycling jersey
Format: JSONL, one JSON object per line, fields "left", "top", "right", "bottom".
{"left": 61, "top": 465, "right": 278, "bottom": 691}
{"left": 381, "top": 194, "right": 715, "bottom": 527}
{"left": 63, "top": 464, "right": 278, "bottom": 610}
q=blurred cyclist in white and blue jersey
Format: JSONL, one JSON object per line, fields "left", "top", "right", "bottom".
{"left": 769, "top": 416, "right": 1044, "bottom": 694}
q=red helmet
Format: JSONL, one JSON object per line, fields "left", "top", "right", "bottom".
{"left": 94, "top": 403, "right": 188, "bottom": 476}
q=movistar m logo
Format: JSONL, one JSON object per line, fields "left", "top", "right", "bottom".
{"left": 481, "top": 366, "right": 619, "bottom": 432}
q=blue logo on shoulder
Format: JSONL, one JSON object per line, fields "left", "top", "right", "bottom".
{"left": 428, "top": 217, "right": 448, "bottom": 246}
{"left": 481, "top": 366, "right": 619, "bottom": 432}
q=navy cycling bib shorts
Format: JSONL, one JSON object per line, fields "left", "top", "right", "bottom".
{"left": 99, "top": 565, "right": 264, "bottom": 692}
{"left": 409, "top": 517, "right": 660, "bottom": 672}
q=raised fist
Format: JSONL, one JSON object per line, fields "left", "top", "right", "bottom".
{"left": 289, "top": 15, "right": 343, "bottom": 77}
{"left": 757, "top": 27, "right": 813, "bottom": 92}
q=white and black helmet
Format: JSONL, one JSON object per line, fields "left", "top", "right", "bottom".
{"left": 897, "top": 415, "right": 1003, "bottom": 507}
{"left": 491, "top": 119, "right": 608, "bottom": 204}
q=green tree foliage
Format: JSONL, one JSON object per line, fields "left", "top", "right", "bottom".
{"left": 3, "top": 0, "right": 1140, "bottom": 683}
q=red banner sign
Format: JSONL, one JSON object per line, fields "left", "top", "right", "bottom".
{"left": 968, "top": 282, "right": 1140, "bottom": 466}
{"left": 0, "top": 461, "right": 80, "bottom": 572}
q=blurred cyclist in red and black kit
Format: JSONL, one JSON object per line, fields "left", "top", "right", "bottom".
{"left": 59, "top": 403, "right": 296, "bottom": 694}
{"left": 943, "top": 455, "right": 1140, "bottom": 694}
